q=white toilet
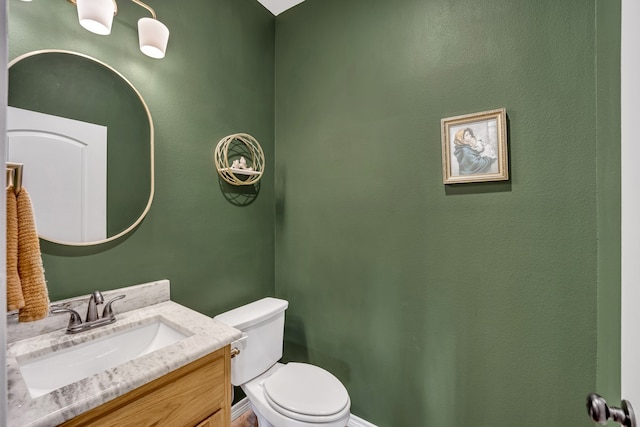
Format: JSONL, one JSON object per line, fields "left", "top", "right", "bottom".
{"left": 214, "top": 297, "right": 351, "bottom": 427}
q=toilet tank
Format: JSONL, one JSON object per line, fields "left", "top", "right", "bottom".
{"left": 214, "top": 297, "right": 289, "bottom": 386}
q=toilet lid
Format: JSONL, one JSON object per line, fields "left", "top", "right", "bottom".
{"left": 263, "top": 363, "right": 349, "bottom": 419}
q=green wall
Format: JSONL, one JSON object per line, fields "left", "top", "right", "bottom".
{"left": 595, "top": 0, "right": 622, "bottom": 403}
{"left": 9, "top": 0, "right": 622, "bottom": 426}
{"left": 274, "top": 0, "right": 618, "bottom": 425}
{"left": 8, "top": 0, "right": 276, "bottom": 316}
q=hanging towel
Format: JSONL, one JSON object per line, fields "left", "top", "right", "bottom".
{"left": 6, "top": 186, "right": 25, "bottom": 311}
{"left": 16, "top": 187, "right": 49, "bottom": 322}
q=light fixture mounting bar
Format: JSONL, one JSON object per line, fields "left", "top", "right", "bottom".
{"left": 130, "top": 0, "right": 156, "bottom": 19}
{"left": 66, "top": 0, "right": 155, "bottom": 18}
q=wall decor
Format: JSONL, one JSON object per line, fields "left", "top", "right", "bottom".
{"left": 214, "top": 133, "right": 265, "bottom": 186}
{"left": 441, "top": 108, "right": 508, "bottom": 184}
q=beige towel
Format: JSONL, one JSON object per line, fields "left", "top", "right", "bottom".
{"left": 6, "top": 186, "right": 25, "bottom": 311}
{"left": 16, "top": 187, "right": 49, "bottom": 322}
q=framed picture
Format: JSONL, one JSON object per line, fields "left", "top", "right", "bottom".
{"left": 441, "top": 108, "right": 508, "bottom": 184}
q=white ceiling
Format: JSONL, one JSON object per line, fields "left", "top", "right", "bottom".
{"left": 256, "top": 0, "right": 307, "bottom": 16}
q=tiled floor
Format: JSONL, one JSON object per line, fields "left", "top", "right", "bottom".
{"left": 231, "top": 409, "right": 258, "bottom": 427}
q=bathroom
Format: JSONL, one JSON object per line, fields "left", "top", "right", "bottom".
{"left": 2, "top": 0, "right": 639, "bottom": 426}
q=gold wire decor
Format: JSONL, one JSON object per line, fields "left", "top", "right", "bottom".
{"left": 214, "top": 133, "right": 265, "bottom": 186}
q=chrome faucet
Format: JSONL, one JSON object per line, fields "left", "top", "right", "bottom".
{"left": 51, "top": 291, "right": 126, "bottom": 334}
{"left": 86, "top": 291, "right": 104, "bottom": 322}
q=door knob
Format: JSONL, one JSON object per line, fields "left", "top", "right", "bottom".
{"left": 587, "top": 393, "right": 636, "bottom": 427}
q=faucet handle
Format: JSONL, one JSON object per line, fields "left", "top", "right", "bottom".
{"left": 50, "top": 306, "right": 83, "bottom": 329}
{"left": 102, "top": 295, "right": 126, "bottom": 320}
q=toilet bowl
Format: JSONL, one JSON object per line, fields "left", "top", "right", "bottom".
{"left": 244, "top": 363, "right": 350, "bottom": 427}
{"left": 214, "top": 298, "right": 351, "bottom": 427}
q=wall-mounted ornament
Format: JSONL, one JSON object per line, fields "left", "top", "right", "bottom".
{"left": 214, "top": 133, "right": 265, "bottom": 186}
{"left": 441, "top": 108, "right": 509, "bottom": 184}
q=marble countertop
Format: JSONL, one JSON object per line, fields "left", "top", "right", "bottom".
{"left": 6, "top": 280, "right": 242, "bottom": 427}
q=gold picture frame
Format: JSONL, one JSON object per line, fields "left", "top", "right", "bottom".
{"left": 441, "top": 108, "right": 508, "bottom": 184}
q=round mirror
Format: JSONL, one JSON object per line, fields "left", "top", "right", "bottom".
{"left": 7, "top": 50, "right": 154, "bottom": 246}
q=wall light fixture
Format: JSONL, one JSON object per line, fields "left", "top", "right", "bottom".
{"left": 69, "top": 0, "right": 169, "bottom": 59}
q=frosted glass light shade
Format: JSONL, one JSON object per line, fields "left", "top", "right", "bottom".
{"left": 138, "top": 18, "right": 170, "bottom": 59}
{"left": 76, "top": 0, "right": 115, "bottom": 36}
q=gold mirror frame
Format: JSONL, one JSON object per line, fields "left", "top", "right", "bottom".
{"left": 8, "top": 50, "right": 155, "bottom": 246}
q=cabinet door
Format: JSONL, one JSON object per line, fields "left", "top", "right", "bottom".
{"left": 61, "top": 346, "right": 231, "bottom": 427}
{"left": 196, "top": 410, "right": 224, "bottom": 427}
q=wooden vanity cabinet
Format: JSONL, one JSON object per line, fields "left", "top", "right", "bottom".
{"left": 61, "top": 345, "right": 232, "bottom": 427}
{"left": 195, "top": 410, "right": 225, "bottom": 427}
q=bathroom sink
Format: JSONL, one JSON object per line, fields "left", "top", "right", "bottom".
{"left": 16, "top": 317, "right": 189, "bottom": 398}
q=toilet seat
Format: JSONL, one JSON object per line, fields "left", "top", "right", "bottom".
{"left": 263, "top": 363, "right": 350, "bottom": 423}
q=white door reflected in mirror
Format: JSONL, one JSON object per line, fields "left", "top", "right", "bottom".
{"left": 7, "top": 107, "right": 107, "bottom": 243}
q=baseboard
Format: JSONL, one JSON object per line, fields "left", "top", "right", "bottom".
{"left": 348, "top": 413, "right": 378, "bottom": 427}
{"left": 231, "top": 397, "right": 378, "bottom": 427}
{"left": 231, "top": 397, "right": 252, "bottom": 421}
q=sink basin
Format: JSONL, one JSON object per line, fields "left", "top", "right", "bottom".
{"left": 17, "top": 318, "right": 189, "bottom": 398}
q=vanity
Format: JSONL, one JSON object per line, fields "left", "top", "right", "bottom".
{"left": 60, "top": 346, "right": 230, "bottom": 427}
{"left": 6, "top": 280, "right": 242, "bottom": 427}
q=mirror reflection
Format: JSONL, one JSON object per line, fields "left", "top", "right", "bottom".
{"left": 7, "top": 50, "right": 154, "bottom": 246}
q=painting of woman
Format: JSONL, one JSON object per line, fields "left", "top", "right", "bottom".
{"left": 441, "top": 108, "right": 508, "bottom": 184}
{"left": 452, "top": 128, "right": 497, "bottom": 175}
